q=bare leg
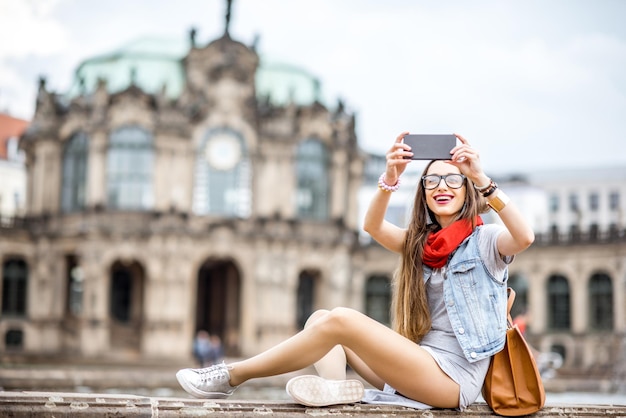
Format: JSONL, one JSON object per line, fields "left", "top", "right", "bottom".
{"left": 228, "top": 311, "right": 346, "bottom": 384}
{"left": 227, "top": 307, "right": 460, "bottom": 408}
{"left": 344, "top": 347, "right": 385, "bottom": 390}
{"left": 304, "top": 310, "right": 386, "bottom": 389}
{"left": 305, "top": 310, "right": 347, "bottom": 380}
{"left": 306, "top": 310, "right": 384, "bottom": 389}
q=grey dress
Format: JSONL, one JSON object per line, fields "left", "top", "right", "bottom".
{"left": 362, "top": 224, "right": 512, "bottom": 410}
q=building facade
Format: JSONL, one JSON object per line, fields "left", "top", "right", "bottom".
{"left": 505, "top": 168, "right": 626, "bottom": 385}
{"left": 0, "top": 29, "right": 368, "bottom": 362}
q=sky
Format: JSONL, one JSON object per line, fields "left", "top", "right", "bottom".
{"left": 1, "top": 0, "right": 625, "bottom": 175}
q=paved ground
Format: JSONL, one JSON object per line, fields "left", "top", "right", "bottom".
{"left": 2, "top": 391, "right": 626, "bottom": 417}
{"left": 1, "top": 360, "right": 626, "bottom": 417}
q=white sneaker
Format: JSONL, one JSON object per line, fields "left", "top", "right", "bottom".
{"left": 176, "top": 362, "right": 238, "bottom": 398}
{"left": 286, "top": 375, "right": 364, "bottom": 407}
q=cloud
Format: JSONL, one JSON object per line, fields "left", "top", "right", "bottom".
{"left": 0, "top": 0, "right": 70, "bottom": 58}
{"left": 0, "top": 64, "right": 35, "bottom": 117}
{"left": 0, "top": 0, "right": 73, "bottom": 116}
{"left": 0, "top": 0, "right": 624, "bottom": 173}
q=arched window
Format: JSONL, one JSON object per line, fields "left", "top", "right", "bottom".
{"left": 365, "top": 275, "right": 391, "bottom": 325}
{"left": 193, "top": 128, "right": 250, "bottom": 217}
{"left": 110, "top": 261, "right": 144, "bottom": 324}
{"left": 2, "top": 258, "right": 28, "bottom": 317}
{"left": 61, "top": 132, "right": 89, "bottom": 212}
{"left": 547, "top": 275, "right": 570, "bottom": 330}
{"left": 4, "top": 329, "right": 24, "bottom": 350}
{"left": 588, "top": 273, "right": 613, "bottom": 330}
{"left": 65, "top": 255, "right": 84, "bottom": 317}
{"left": 295, "top": 139, "right": 329, "bottom": 220}
{"left": 296, "top": 270, "right": 318, "bottom": 330}
{"left": 106, "top": 126, "right": 154, "bottom": 210}
{"left": 508, "top": 272, "right": 529, "bottom": 319}
{"left": 109, "top": 261, "right": 144, "bottom": 352}
{"left": 111, "top": 266, "right": 133, "bottom": 322}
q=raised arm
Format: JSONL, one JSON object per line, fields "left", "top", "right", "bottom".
{"left": 363, "top": 132, "right": 412, "bottom": 254}
{"left": 449, "top": 134, "right": 535, "bottom": 256}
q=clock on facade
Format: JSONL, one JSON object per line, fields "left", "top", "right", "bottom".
{"left": 204, "top": 131, "right": 242, "bottom": 171}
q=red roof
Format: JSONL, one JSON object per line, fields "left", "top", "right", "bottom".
{"left": 0, "top": 113, "right": 29, "bottom": 159}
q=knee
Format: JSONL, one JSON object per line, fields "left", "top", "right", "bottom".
{"left": 321, "top": 307, "right": 359, "bottom": 335}
{"left": 304, "top": 309, "right": 330, "bottom": 329}
{"left": 305, "top": 307, "right": 360, "bottom": 339}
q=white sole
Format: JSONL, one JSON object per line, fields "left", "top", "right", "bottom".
{"left": 286, "top": 375, "right": 364, "bottom": 407}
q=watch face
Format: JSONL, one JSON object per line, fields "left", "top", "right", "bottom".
{"left": 205, "top": 132, "right": 242, "bottom": 170}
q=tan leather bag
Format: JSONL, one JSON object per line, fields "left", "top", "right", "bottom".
{"left": 482, "top": 288, "right": 546, "bottom": 416}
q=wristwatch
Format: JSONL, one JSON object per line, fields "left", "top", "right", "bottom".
{"left": 487, "top": 190, "right": 511, "bottom": 213}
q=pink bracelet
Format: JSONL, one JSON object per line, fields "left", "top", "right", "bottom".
{"left": 378, "top": 173, "right": 400, "bottom": 192}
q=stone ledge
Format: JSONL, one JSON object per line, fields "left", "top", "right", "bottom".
{"left": 1, "top": 391, "right": 626, "bottom": 417}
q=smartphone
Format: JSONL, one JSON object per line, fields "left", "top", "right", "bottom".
{"left": 402, "top": 134, "right": 457, "bottom": 160}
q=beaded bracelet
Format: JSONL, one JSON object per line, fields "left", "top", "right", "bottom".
{"left": 378, "top": 173, "right": 401, "bottom": 192}
{"left": 481, "top": 180, "right": 499, "bottom": 197}
{"left": 473, "top": 179, "right": 492, "bottom": 193}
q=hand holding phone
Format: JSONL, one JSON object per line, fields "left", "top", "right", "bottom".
{"left": 403, "top": 134, "right": 457, "bottom": 160}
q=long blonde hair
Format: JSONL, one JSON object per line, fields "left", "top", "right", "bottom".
{"left": 391, "top": 161, "right": 488, "bottom": 343}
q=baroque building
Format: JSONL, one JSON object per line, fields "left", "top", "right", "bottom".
{"left": 0, "top": 27, "right": 367, "bottom": 362}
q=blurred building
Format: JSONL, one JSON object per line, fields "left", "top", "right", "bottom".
{"left": 498, "top": 168, "right": 626, "bottom": 385}
{"left": 0, "top": 113, "right": 28, "bottom": 224}
{"left": 0, "top": 25, "right": 373, "bottom": 361}
{"left": 0, "top": 21, "right": 624, "bottom": 388}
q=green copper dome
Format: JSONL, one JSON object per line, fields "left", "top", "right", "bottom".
{"left": 66, "top": 36, "right": 324, "bottom": 106}
{"left": 256, "top": 59, "right": 322, "bottom": 106}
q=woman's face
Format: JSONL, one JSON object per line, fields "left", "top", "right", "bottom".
{"left": 424, "top": 161, "right": 466, "bottom": 228}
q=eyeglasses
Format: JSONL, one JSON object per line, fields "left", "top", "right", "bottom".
{"left": 421, "top": 174, "right": 466, "bottom": 190}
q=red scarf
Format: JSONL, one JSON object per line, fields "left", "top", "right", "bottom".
{"left": 423, "top": 217, "right": 483, "bottom": 268}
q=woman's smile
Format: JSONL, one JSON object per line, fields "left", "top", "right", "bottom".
{"left": 433, "top": 193, "right": 455, "bottom": 204}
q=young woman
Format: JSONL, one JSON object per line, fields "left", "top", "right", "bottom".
{"left": 176, "top": 132, "right": 534, "bottom": 410}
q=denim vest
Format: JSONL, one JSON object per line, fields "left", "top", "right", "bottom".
{"left": 423, "top": 226, "right": 508, "bottom": 363}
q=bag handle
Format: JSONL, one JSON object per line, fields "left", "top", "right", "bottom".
{"left": 506, "top": 287, "right": 516, "bottom": 328}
